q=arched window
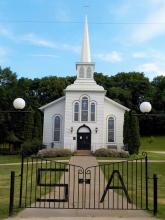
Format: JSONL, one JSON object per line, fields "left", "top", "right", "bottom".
{"left": 87, "top": 67, "right": 92, "bottom": 78}
{"left": 108, "top": 117, "right": 115, "bottom": 143}
{"left": 81, "top": 96, "right": 88, "bottom": 121}
{"left": 79, "top": 66, "right": 84, "bottom": 78}
{"left": 74, "top": 102, "right": 79, "bottom": 121}
{"left": 54, "top": 116, "right": 61, "bottom": 142}
{"left": 91, "top": 102, "right": 96, "bottom": 121}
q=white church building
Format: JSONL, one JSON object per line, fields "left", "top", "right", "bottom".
{"left": 39, "top": 17, "right": 129, "bottom": 152}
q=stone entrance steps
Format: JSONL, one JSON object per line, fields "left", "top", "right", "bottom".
{"left": 74, "top": 150, "right": 92, "bottom": 156}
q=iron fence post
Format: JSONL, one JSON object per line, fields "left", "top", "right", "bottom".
{"left": 145, "top": 154, "right": 148, "bottom": 210}
{"left": 153, "top": 174, "right": 158, "bottom": 216}
{"left": 9, "top": 171, "right": 15, "bottom": 216}
{"left": 19, "top": 152, "right": 24, "bottom": 208}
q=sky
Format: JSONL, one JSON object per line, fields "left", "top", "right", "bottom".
{"left": 0, "top": 0, "right": 165, "bottom": 80}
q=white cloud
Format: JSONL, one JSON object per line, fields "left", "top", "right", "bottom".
{"left": 30, "top": 54, "right": 59, "bottom": 58}
{"left": 133, "top": 50, "right": 165, "bottom": 61}
{"left": 95, "top": 51, "right": 122, "bottom": 63}
{"left": 23, "top": 33, "right": 80, "bottom": 53}
{"left": 62, "top": 44, "right": 80, "bottom": 53}
{"left": 138, "top": 63, "right": 165, "bottom": 75}
{"left": 23, "top": 33, "right": 57, "bottom": 48}
{"left": 132, "top": 52, "right": 147, "bottom": 58}
{"left": 0, "top": 25, "right": 16, "bottom": 41}
{"left": 132, "top": 2, "right": 165, "bottom": 42}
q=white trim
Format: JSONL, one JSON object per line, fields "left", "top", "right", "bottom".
{"left": 105, "top": 97, "right": 129, "bottom": 111}
{"left": 107, "top": 115, "right": 116, "bottom": 144}
{"left": 52, "top": 114, "right": 63, "bottom": 143}
{"left": 81, "top": 95, "right": 89, "bottom": 122}
{"left": 90, "top": 101, "right": 96, "bottom": 122}
{"left": 73, "top": 101, "right": 80, "bottom": 122}
{"left": 39, "top": 96, "right": 65, "bottom": 111}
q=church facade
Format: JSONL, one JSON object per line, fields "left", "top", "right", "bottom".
{"left": 39, "top": 17, "right": 129, "bottom": 152}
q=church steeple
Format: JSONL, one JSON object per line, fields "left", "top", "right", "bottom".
{"left": 76, "top": 16, "right": 95, "bottom": 80}
{"left": 81, "top": 16, "right": 91, "bottom": 62}
{"left": 65, "top": 16, "right": 105, "bottom": 92}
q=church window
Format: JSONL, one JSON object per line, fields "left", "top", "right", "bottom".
{"left": 54, "top": 116, "right": 61, "bottom": 142}
{"left": 81, "top": 96, "right": 88, "bottom": 121}
{"left": 87, "top": 67, "right": 92, "bottom": 78}
{"left": 74, "top": 102, "right": 79, "bottom": 121}
{"left": 79, "top": 66, "right": 84, "bottom": 78}
{"left": 91, "top": 102, "right": 96, "bottom": 121}
{"left": 108, "top": 117, "right": 115, "bottom": 143}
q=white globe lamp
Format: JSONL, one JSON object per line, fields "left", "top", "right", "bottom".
{"left": 13, "top": 98, "right": 26, "bottom": 110}
{"left": 140, "top": 101, "right": 152, "bottom": 113}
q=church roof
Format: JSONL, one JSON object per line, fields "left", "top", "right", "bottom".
{"left": 39, "top": 96, "right": 65, "bottom": 111}
{"left": 105, "top": 97, "right": 129, "bottom": 111}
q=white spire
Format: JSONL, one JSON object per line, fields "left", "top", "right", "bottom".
{"left": 80, "top": 16, "right": 91, "bottom": 62}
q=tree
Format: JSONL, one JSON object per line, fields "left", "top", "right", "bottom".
{"left": 23, "top": 107, "right": 34, "bottom": 141}
{"left": 33, "top": 110, "right": 43, "bottom": 139}
{"left": 123, "top": 111, "right": 130, "bottom": 147}
{"left": 123, "top": 111, "right": 140, "bottom": 154}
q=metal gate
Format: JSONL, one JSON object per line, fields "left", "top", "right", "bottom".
{"left": 19, "top": 153, "right": 151, "bottom": 211}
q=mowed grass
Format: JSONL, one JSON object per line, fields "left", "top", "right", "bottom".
{"left": 0, "top": 157, "right": 68, "bottom": 220}
{"left": 140, "top": 136, "right": 165, "bottom": 152}
{"left": 0, "top": 155, "right": 70, "bottom": 164}
{"left": 97, "top": 152, "right": 165, "bottom": 161}
{"left": 100, "top": 161, "right": 165, "bottom": 219}
{"left": 97, "top": 136, "right": 165, "bottom": 161}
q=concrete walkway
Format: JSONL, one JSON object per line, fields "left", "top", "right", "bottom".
{"left": 11, "top": 156, "right": 157, "bottom": 220}
{"left": 148, "top": 151, "right": 165, "bottom": 154}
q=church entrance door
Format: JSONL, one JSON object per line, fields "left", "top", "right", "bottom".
{"left": 77, "top": 125, "right": 91, "bottom": 150}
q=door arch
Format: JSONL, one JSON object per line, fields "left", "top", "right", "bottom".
{"left": 77, "top": 125, "right": 91, "bottom": 150}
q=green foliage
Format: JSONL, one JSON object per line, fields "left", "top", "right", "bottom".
{"left": 0, "top": 65, "right": 165, "bottom": 147}
{"left": 37, "top": 148, "right": 73, "bottom": 157}
{"left": 21, "top": 138, "right": 42, "bottom": 156}
{"left": 23, "top": 107, "right": 34, "bottom": 141}
{"left": 124, "top": 111, "right": 140, "bottom": 155}
{"left": 123, "top": 111, "right": 130, "bottom": 146}
{"left": 93, "top": 148, "right": 129, "bottom": 158}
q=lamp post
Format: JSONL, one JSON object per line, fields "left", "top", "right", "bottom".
{"left": 0, "top": 98, "right": 28, "bottom": 113}
{"left": 0, "top": 98, "right": 29, "bottom": 152}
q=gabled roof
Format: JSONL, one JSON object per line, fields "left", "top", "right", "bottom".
{"left": 105, "top": 96, "right": 130, "bottom": 111}
{"left": 39, "top": 96, "right": 65, "bottom": 111}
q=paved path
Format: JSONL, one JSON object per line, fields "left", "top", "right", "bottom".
{"left": 1, "top": 159, "right": 165, "bottom": 166}
{"left": 12, "top": 156, "right": 156, "bottom": 219}
{"left": 148, "top": 151, "right": 165, "bottom": 154}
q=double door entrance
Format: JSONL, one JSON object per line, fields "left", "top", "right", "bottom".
{"left": 77, "top": 125, "right": 91, "bottom": 150}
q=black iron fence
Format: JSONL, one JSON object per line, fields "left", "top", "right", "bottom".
{"left": 8, "top": 153, "right": 158, "bottom": 216}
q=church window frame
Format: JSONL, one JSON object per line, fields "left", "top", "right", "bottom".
{"left": 86, "top": 66, "right": 92, "bottom": 78}
{"left": 107, "top": 116, "right": 116, "bottom": 143}
{"left": 81, "top": 96, "right": 89, "bottom": 122}
{"left": 73, "top": 101, "right": 79, "bottom": 122}
{"left": 90, "top": 102, "right": 96, "bottom": 122}
{"left": 53, "top": 115, "right": 62, "bottom": 142}
{"left": 79, "top": 66, "right": 85, "bottom": 78}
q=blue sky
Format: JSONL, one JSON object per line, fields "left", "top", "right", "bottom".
{"left": 0, "top": 0, "right": 165, "bottom": 79}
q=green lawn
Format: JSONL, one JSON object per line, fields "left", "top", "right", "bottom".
{"left": 0, "top": 157, "right": 68, "bottom": 219}
{"left": 0, "top": 155, "right": 70, "bottom": 164}
{"left": 97, "top": 136, "right": 165, "bottom": 161}
{"left": 100, "top": 162, "right": 165, "bottom": 219}
{"left": 140, "top": 136, "right": 165, "bottom": 151}
{"left": 97, "top": 152, "right": 165, "bottom": 161}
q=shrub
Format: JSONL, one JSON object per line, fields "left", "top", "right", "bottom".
{"left": 37, "top": 148, "right": 72, "bottom": 157}
{"left": 124, "top": 111, "right": 140, "bottom": 155}
{"left": 93, "top": 148, "right": 129, "bottom": 158}
{"left": 21, "top": 138, "right": 43, "bottom": 156}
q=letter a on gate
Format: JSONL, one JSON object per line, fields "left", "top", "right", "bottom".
{"left": 100, "top": 170, "right": 131, "bottom": 203}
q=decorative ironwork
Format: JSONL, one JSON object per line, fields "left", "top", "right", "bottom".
{"left": 16, "top": 152, "right": 157, "bottom": 214}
